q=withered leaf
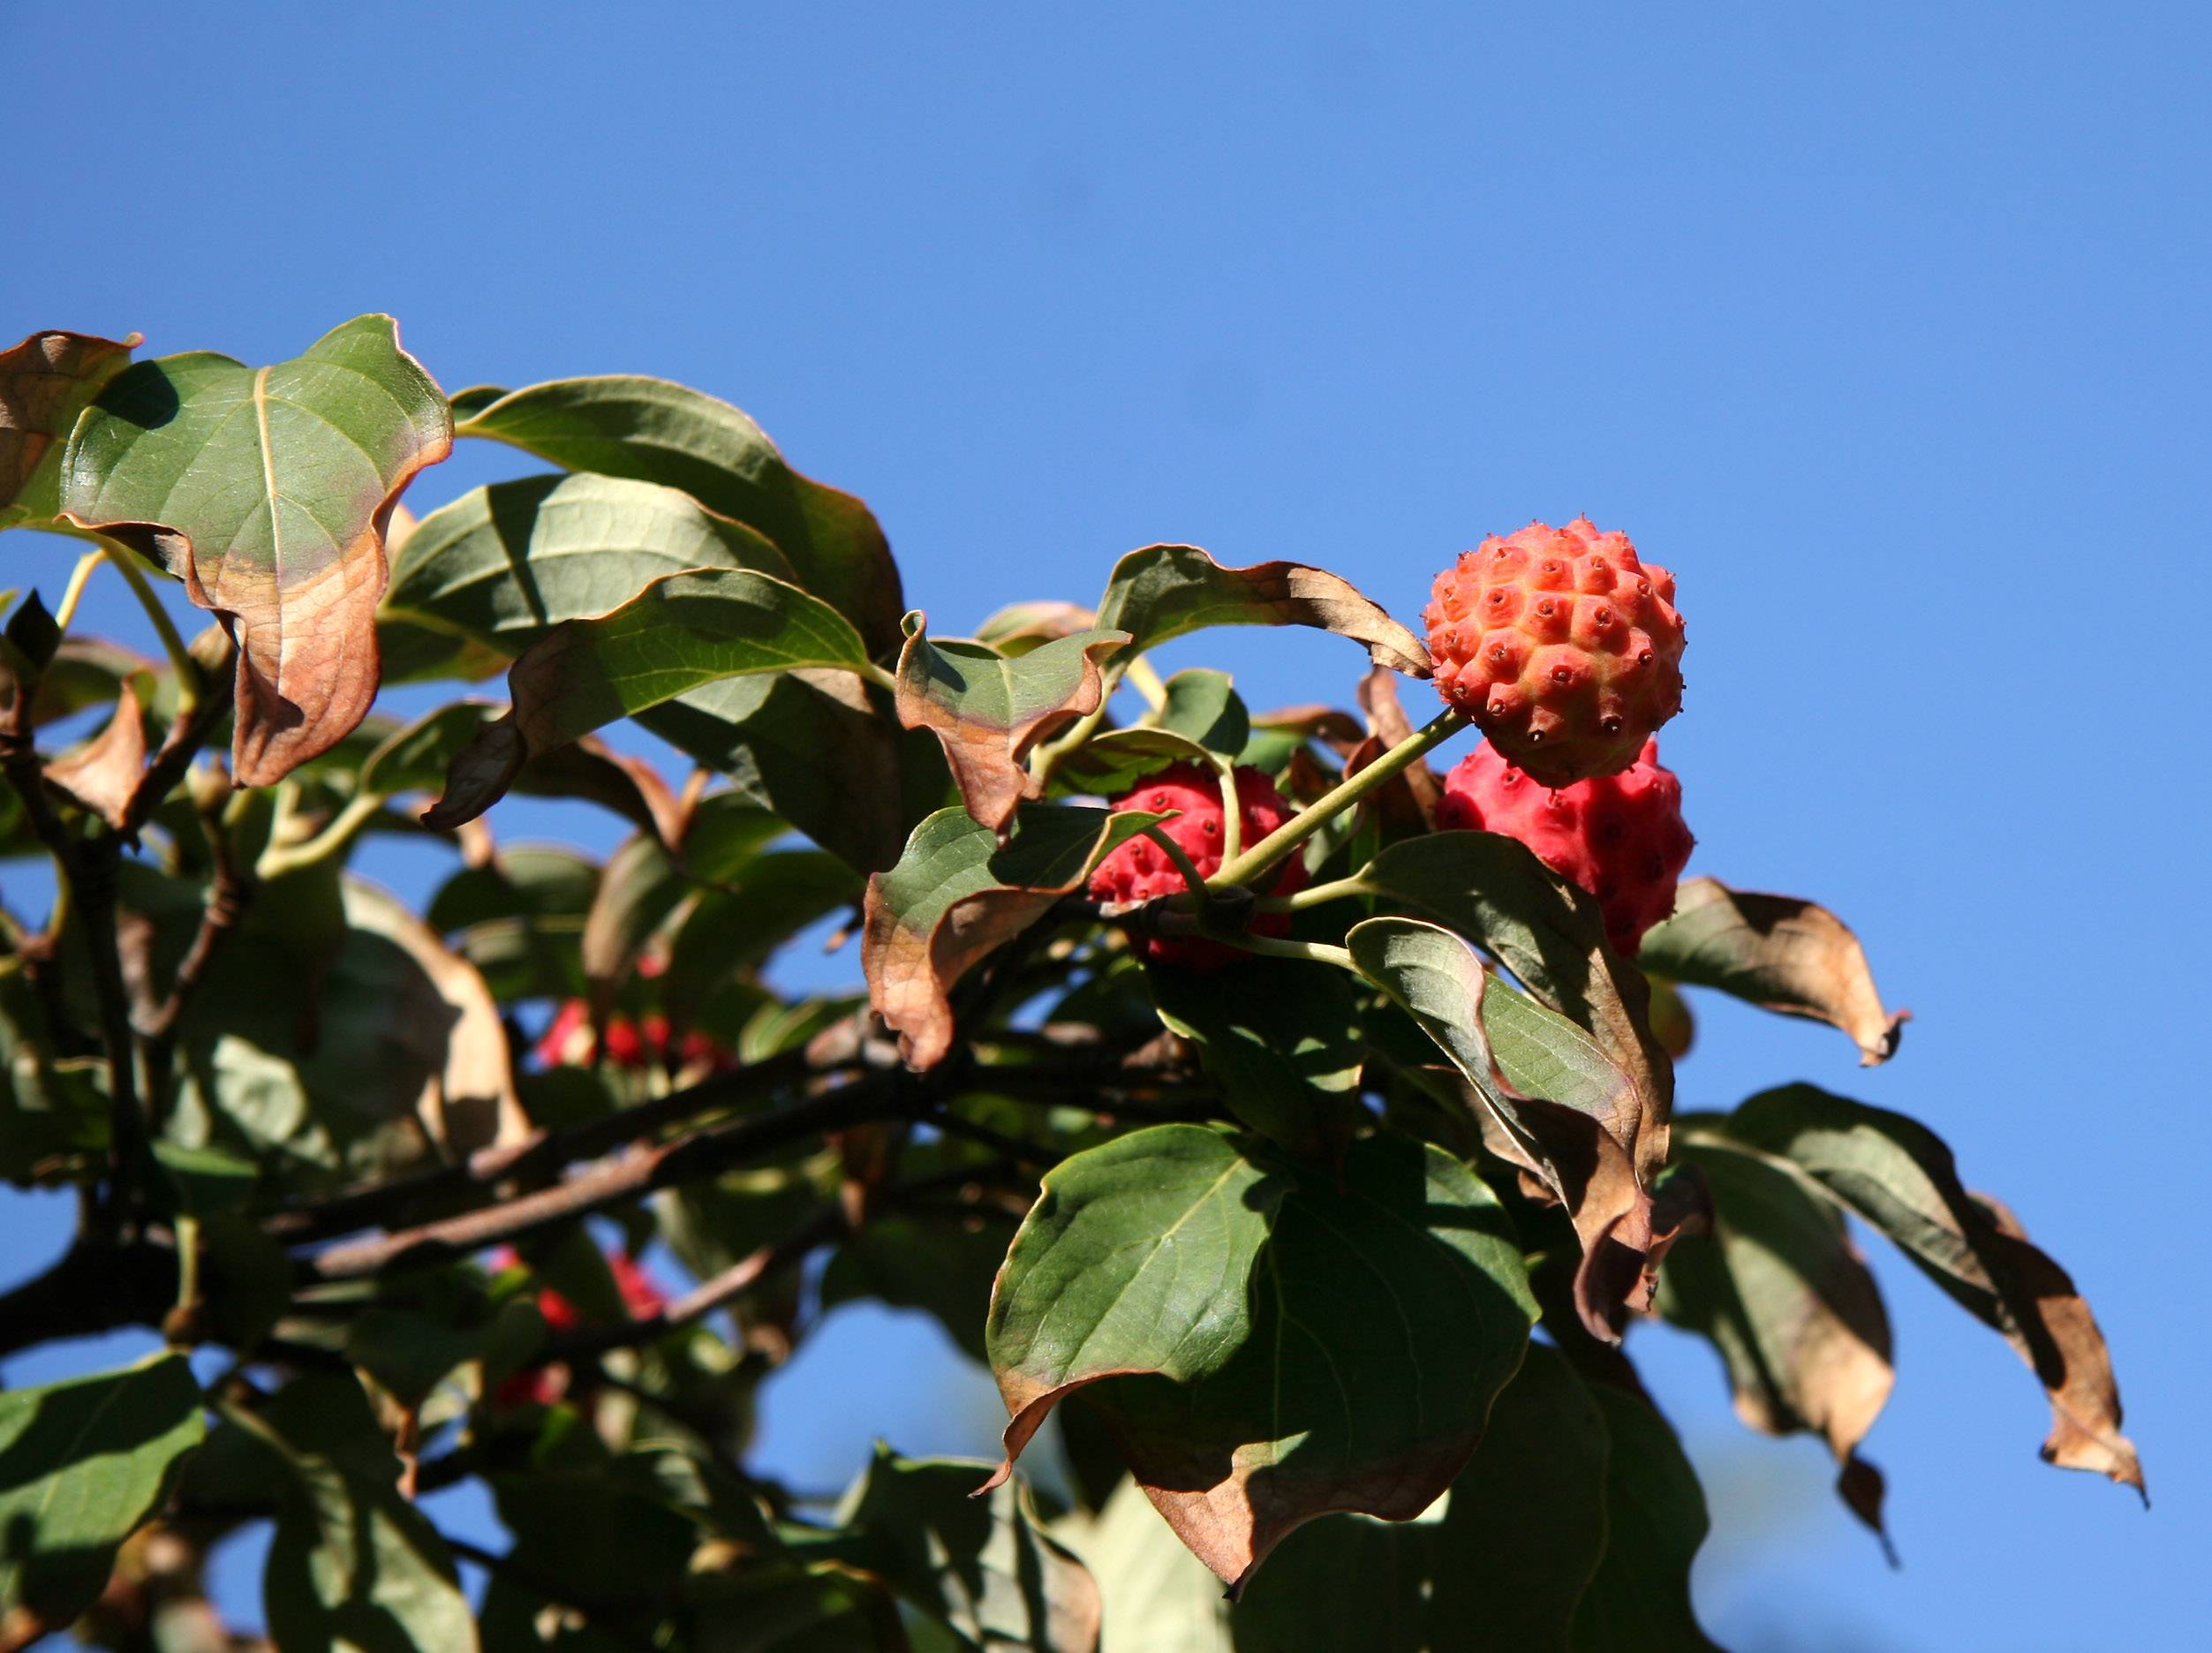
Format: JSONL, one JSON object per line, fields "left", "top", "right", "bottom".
{"left": 1094, "top": 543, "right": 1431, "bottom": 676}
{"left": 893, "top": 615, "right": 1129, "bottom": 833}
{"left": 1639, "top": 878, "right": 1907, "bottom": 1065}
{"left": 0, "top": 328, "right": 139, "bottom": 529}
{"left": 43, "top": 683, "right": 148, "bottom": 829}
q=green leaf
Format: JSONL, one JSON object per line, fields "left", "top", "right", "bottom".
{"left": 973, "top": 600, "right": 1100, "bottom": 657}
{"left": 0, "top": 1353, "right": 207, "bottom": 1627}
{"left": 1569, "top": 1388, "right": 1727, "bottom": 1652}
{"left": 1348, "top": 917, "right": 1649, "bottom": 1341}
{"left": 0, "top": 328, "right": 139, "bottom": 530}
{"left": 988, "top": 1125, "right": 1537, "bottom": 1589}
{"left": 1708, "top": 1085, "right": 2144, "bottom": 1497}
{"left": 894, "top": 617, "right": 1129, "bottom": 831}
{"left": 423, "top": 567, "right": 871, "bottom": 829}
{"left": 452, "top": 374, "right": 904, "bottom": 654}
{"left": 863, "top": 803, "right": 1166, "bottom": 1068}
{"left": 821, "top": 1448, "right": 1102, "bottom": 1652}
{"left": 1094, "top": 544, "right": 1430, "bottom": 676}
{"left": 1063, "top": 1476, "right": 1232, "bottom": 1653}
{"left": 1637, "top": 879, "right": 1907, "bottom": 1065}
{"left": 1657, "top": 1133, "right": 1895, "bottom": 1549}
{"left": 1049, "top": 726, "right": 1216, "bottom": 800}
{"left": 1154, "top": 668, "right": 1249, "bottom": 758}
{"left": 578, "top": 798, "right": 789, "bottom": 1006}
{"left": 230, "top": 1376, "right": 479, "bottom": 1653}
{"left": 383, "top": 472, "right": 796, "bottom": 648}
{"left": 1230, "top": 1345, "right": 1612, "bottom": 1653}
{"left": 1349, "top": 830, "right": 1673, "bottom": 1179}
{"left": 1146, "top": 957, "right": 1363, "bottom": 1158}
{"left": 57, "top": 315, "right": 453, "bottom": 783}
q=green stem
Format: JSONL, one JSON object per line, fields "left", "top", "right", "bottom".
{"left": 1219, "top": 933, "right": 1355, "bottom": 970}
{"left": 1208, "top": 707, "right": 1468, "bottom": 891}
{"left": 255, "top": 792, "right": 383, "bottom": 881}
{"left": 1141, "top": 823, "right": 1210, "bottom": 895}
{"left": 169, "top": 1214, "right": 200, "bottom": 1341}
{"left": 51, "top": 551, "right": 103, "bottom": 633}
{"left": 94, "top": 538, "right": 200, "bottom": 713}
{"left": 1029, "top": 668, "right": 1122, "bottom": 788}
{"left": 1123, "top": 657, "right": 1169, "bottom": 712}
{"left": 858, "top": 660, "right": 901, "bottom": 696}
{"left": 1255, "top": 873, "right": 1374, "bottom": 913}
{"left": 1210, "top": 755, "right": 1242, "bottom": 864}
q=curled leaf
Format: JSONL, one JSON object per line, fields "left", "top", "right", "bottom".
{"left": 1094, "top": 543, "right": 1431, "bottom": 676}
{"left": 893, "top": 615, "right": 1129, "bottom": 832}
{"left": 1639, "top": 878, "right": 1907, "bottom": 1065}
{"left": 58, "top": 315, "right": 454, "bottom": 784}
{"left": 42, "top": 683, "right": 147, "bottom": 829}
{"left": 862, "top": 804, "right": 1163, "bottom": 1068}
{"left": 0, "top": 328, "right": 140, "bottom": 528}
{"left": 1713, "top": 1085, "right": 2144, "bottom": 1499}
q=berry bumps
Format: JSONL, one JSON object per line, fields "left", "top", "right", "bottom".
{"left": 1090, "top": 761, "right": 1306, "bottom": 967}
{"left": 1438, "top": 737, "right": 1694, "bottom": 955}
{"left": 1425, "top": 518, "right": 1685, "bottom": 786}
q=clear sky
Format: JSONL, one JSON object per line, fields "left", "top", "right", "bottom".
{"left": 5, "top": 3, "right": 2207, "bottom": 1648}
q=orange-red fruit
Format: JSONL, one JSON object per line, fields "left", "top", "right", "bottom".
{"left": 1089, "top": 762, "right": 1307, "bottom": 968}
{"left": 489, "top": 1247, "right": 668, "bottom": 1408}
{"left": 1437, "top": 737, "right": 1694, "bottom": 955}
{"left": 1424, "top": 518, "right": 1685, "bottom": 786}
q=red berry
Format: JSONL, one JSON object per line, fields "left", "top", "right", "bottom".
{"left": 488, "top": 1247, "right": 668, "bottom": 1409}
{"left": 1425, "top": 519, "right": 1685, "bottom": 786}
{"left": 1437, "top": 737, "right": 1695, "bottom": 955}
{"left": 1089, "top": 762, "right": 1307, "bottom": 968}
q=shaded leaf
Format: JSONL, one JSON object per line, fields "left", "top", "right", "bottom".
{"left": 1657, "top": 1132, "right": 1894, "bottom": 1548}
{"left": 975, "top": 600, "right": 1101, "bottom": 656}
{"left": 1064, "top": 1476, "right": 1232, "bottom": 1653}
{"left": 1568, "top": 1388, "right": 1727, "bottom": 1652}
{"left": 42, "top": 682, "right": 147, "bottom": 828}
{"left": 864, "top": 804, "right": 1164, "bottom": 1069}
{"left": 821, "top": 1447, "right": 1102, "bottom": 1652}
{"left": 1095, "top": 544, "right": 1430, "bottom": 676}
{"left": 424, "top": 567, "right": 870, "bottom": 829}
{"left": 1146, "top": 956, "right": 1363, "bottom": 1158}
{"left": 452, "top": 374, "right": 904, "bottom": 653}
{"left": 58, "top": 316, "right": 453, "bottom": 783}
{"left": 1230, "top": 1345, "right": 1612, "bottom": 1653}
{"left": 1349, "top": 829, "right": 1673, "bottom": 1177}
{"left": 1051, "top": 726, "right": 1215, "bottom": 801}
{"left": 230, "top": 1375, "right": 479, "bottom": 1653}
{"left": 1714, "top": 1085, "right": 2143, "bottom": 1497}
{"left": 1639, "top": 879, "right": 1907, "bottom": 1065}
{"left": 988, "top": 1125, "right": 1537, "bottom": 1590}
{"left": 1154, "top": 669, "right": 1249, "bottom": 759}
{"left": 895, "top": 618, "right": 1129, "bottom": 831}
{"left": 1355, "top": 665, "right": 1441, "bottom": 827}
{"left": 0, "top": 1353, "right": 206, "bottom": 1627}
{"left": 0, "top": 328, "right": 139, "bottom": 530}
{"left": 819, "top": 1210, "right": 1018, "bottom": 1367}
{"left": 1348, "top": 917, "right": 1649, "bottom": 1341}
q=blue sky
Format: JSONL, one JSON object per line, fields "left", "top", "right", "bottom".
{"left": 5, "top": 3, "right": 2207, "bottom": 1647}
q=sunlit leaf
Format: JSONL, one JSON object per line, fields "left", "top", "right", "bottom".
{"left": 895, "top": 616, "right": 1128, "bottom": 831}
{"left": 423, "top": 567, "right": 870, "bottom": 829}
{"left": 0, "top": 1353, "right": 205, "bottom": 1627}
{"left": 452, "top": 374, "right": 904, "bottom": 653}
{"left": 42, "top": 682, "right": 147, "bottom": 828}
{"left": 58, "top": 315, "right": 452, "bottom": 783}
{"left": 987, "top": 1124, "right": 1536, "bottom": 1590}
{"left": 0, "top": 328, "right": 139, "bottom": 530}
{"left": 1146, "top": 956, "right": 1363, "bottom": 1159}
{"left": 1639, "top": 879, "right": 1907, "bottom": 1065}
{"left": 1095, "top": 544, "right": 1431, "bottom": 676}
{"left": 863, "top": 803, "right": 1164, "bottom": 1069}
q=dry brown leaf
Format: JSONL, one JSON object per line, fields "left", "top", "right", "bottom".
{"left": 42, "top": 684, "right": 147, "bottom": 829}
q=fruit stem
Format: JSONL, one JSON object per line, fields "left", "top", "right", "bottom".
{"left": 1219, "top": 933, "right": 1355, "bottom": 970}
{"left": 1208, "top": 707, "right": 1468, "bottom": 892}
{"left": 51, "top": 550, "right": 104, "bottom": 632}
{"left": 1141, "top": 822, "right": 1211, "bottom": 896}
{"left": 1028, "top": 667, "right": 1123, "bottom": 788}
{"left": 1255, "top": 873, "right": 1374, "bottom": 913}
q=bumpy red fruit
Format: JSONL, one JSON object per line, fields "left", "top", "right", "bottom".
{"left": 1438, "top": 737, "right": 1695, "bottom": 955}
{"left": 1089, "top": 762, "right": 1307, "bottom": 967}
{"left": 1424, "top": 518, "right": 1685, "bottom": 786}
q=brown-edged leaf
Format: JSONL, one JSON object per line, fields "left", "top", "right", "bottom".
{"left": 1716, "top": 1085, "right": 2144, "bottom": 1499}
{"left": 1659, "top": 1129, "right": 1897, "bottom": 1553}
{"left": 0, "top": 328, "right": 140, "bottom": 529}
{"left": 1350, "top": 916, "right": 1651, "bottom": 1341}
{"left": 57, "top": 316, "right": 452, "bottom": 784}
{"left": 894, "top": 615, "right": 1129, "bottom": 832}
{"left": 863, "top": 803, "right": 1164, "bottom": 1069}
{"left": 42, "top": 683, "right": 147, "bottom": 829}
{"left": 1355, "top": 664, "right": 1442, "bottom": 827}
{"left": 1639, "top": 878, "right": 1907, "bottom": 1065}
{"left": 1094, "top": 543, "right": 1431, "bottom": 676}
{"left": 973, "top": 600, "right": 1101, "bottom": 654}
{"left": 985, "top": 1125, "right": 1536, "bottom": 1592}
